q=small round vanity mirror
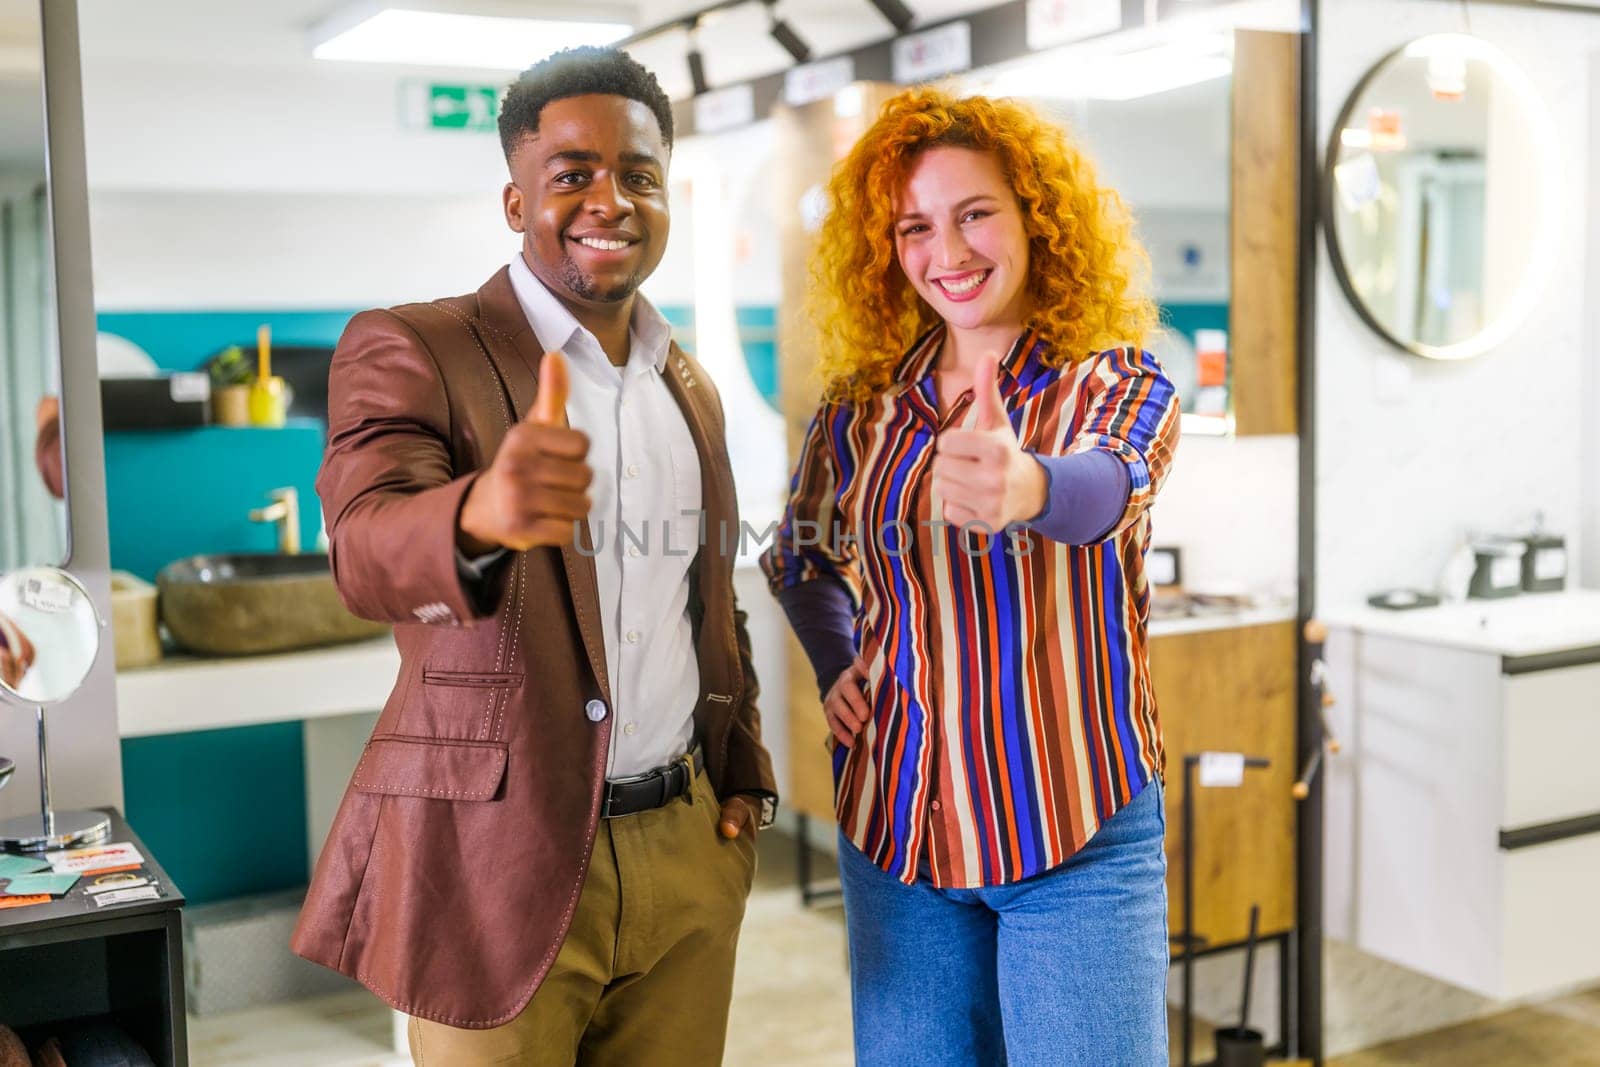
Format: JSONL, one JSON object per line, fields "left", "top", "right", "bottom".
{"left": 1324, "top": 34, "right": 1556, "bottom": 360}
{"left": 0, "top": 566, "right": 99, "bottom": 705}
{"left": 0, "top": 566, "right": 109, "bottom": 851}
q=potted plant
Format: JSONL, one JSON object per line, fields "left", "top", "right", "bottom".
{"left": 210, "top": 345, "right": 254, "bottom": 426}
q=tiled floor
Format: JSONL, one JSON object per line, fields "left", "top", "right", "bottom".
{"left": 188, "top": 830, "right": 1600, "bottom": 1066}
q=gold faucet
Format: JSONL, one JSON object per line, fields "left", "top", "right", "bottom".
{"left": 249, "top": 487, "right": 301, "bottom": 554}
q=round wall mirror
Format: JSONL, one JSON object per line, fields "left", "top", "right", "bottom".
{"left": 1324, "top": 34, "right": 1557, "bottom": 360}
{"left": 0, "top": 565, "right": 109, "bottom": 851}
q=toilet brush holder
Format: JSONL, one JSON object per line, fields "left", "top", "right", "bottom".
{"left": 1211, "top": 1026, "right": 1265, "bottom": 1067}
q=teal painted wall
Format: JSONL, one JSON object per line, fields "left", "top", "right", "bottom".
{"left": 105, "top": 417, "right": 326, "bottom": 904}
{"left": 121, "top": 723, "right": 309, "bottom": 903}
{"left": 104, "top": 422, "right": 325, "bottom": 583}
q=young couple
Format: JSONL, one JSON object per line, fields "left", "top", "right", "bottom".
{"left": 294, "top": 44, "right": 1178, "bottom": 1067}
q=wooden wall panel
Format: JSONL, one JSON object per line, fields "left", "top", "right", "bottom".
{"left": 1152, "top": 621, "right": 1299, "bottom": 944}
{"left": 1230, "top": 29, "right": 1300, "bottom": 436}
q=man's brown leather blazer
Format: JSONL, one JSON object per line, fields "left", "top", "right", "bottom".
{"left": 291, "top": 267, "right": 777, "bottom": 1028}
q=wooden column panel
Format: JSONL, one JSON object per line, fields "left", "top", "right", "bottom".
{"left": 1230, "top": 29, "right": 1300, "bottom": 436}
{"left": 774, "top": 85, "right": 899, "bottom": 822}
{"left": 1152, "top": 621, "right": 1298, "bottom": 943}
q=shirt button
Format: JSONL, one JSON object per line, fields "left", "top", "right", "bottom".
{"left": 625, "top": 630, "right": 640, "bottom": 644}
{"left": 626, "top": 464, "right": 640, "bottom": 479}
{"left": 585, "top": 699, "right": 607, "bottom": 722}
{"left": 624, "top": 722, "right": 638, "bottom": 736}
{"left": 627, "top": 545, "right": 641, "bottom": 559}
{"left": 931, "top": 800, "right": 942, "bottom": 812}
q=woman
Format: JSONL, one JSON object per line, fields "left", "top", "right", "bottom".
{"left": 761, "top": 87, "right": 1180, "bottom": 1065}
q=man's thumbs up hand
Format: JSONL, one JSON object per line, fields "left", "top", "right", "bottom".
{"left": 530, "top": 349, "right": 570, "bottom": 427}
{"left": 931, "top": 354, "right": 1047, "bottom": 533}
{"left": 458, "top": 351, "right": 594, "bottom": 554}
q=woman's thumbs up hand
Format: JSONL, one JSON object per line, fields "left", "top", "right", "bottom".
{"left": 931, "top": 354, "right": 1048, "bottom": 534}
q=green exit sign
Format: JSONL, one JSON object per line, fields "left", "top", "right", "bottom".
{"left": 400, "top": 82, "right": 502, "bottom": 132}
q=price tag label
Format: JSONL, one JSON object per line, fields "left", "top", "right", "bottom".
{"left": 893, "top": 21, "right": 972, "bottom": 83}
{"left": 169, "top": 372, "right": 210, "bottom": 403}
{"left": 694, "top": 84, "right": 755, "bottom": 134}
{"left": 1026, "top": 0, "right": 1123, "bottom": 51}
{"left": 1534, "top": 547, "right": 1567, "bottom": 582}
{"left": 785, "top": 56, "right": 856, "bottom": 108}
{"left": 1198, "top": 751, "right": 1246, "bottom": 788}
{"left": 94, "top": 886, "right": 162, "bottom": 907}
{"left": 21, "top": 574, "right": 75, "bottom": 614}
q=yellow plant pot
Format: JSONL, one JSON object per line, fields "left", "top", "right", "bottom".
{"left": 213, "top": 384, "right": 251, "bottom": 427}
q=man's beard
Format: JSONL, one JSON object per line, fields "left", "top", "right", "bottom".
{"left": 559, "top": 252, "right": 644, "bottom": 303}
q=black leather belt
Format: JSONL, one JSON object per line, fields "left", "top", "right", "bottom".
{"left": 601, "top": 743, "right": 704, "bottom": 819}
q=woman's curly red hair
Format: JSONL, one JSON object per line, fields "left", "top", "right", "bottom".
{"left": 809, "top": 87, "right": 1156, "bottom": 402}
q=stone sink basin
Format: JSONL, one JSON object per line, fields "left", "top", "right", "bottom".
{"left": 157, "top": 553, "right": 389, "bottom": 657}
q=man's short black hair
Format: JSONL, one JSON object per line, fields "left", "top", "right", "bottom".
{"left": 498, "top": 46, "right": 674, "bottom": 160}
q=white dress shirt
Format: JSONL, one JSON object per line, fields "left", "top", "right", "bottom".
{"left": 508, "top": 252, "right": 702, "bottom": 779}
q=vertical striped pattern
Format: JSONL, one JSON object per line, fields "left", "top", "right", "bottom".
{"left": 762, "top": 326, "right": 1180, "bottom": 887}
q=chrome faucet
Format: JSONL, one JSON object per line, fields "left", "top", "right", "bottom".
{"left": 249, "top": 486, "right": 301, "bottom": 554}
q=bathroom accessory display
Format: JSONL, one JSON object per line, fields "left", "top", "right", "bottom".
{"left": 246, "top": 325, "right": 290, "bottom": 428}
{"left": 1367, "top": 588, "right": 1441, "bottom": 611}
{"left": 1518, "top": 519, "right": 1567, "bottom": 594}
{"left": 0, "top": 566, "right": 111, "bottom": 852}
{"left": 1468, "top": 540, "right": 1526, "bottom": 601}
{"left": 110, "top": 572, "right": 161, "bottom": 670}
{"left": 207, "top": 345, "right": 254, "bottom": 427}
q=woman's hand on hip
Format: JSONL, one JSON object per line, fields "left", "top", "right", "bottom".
{"left": 932, "top": 354, "right": 1047, "bottom": 532}
{"left": 822, "top": 655, "right": 871, "bottom": 746}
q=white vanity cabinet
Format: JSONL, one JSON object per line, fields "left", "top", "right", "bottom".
{"left": 1323, "top": 592, "right": 1600, "bottom": 1000}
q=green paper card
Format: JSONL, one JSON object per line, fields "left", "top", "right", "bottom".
{"left": 4, "top": 871, "right": 80, "bottom": 896}
{"left": 0, "top": 854, "right": 50, "bottom": 880}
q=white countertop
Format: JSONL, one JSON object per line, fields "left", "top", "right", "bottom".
{"left": 116, "top": 636, "right": 399, "bottom": 736}
{"left": 1322, "top": 589, "right": 1600, "bottom": 658}
{"left": 1148, "top": 604, "right": 1298, "bottom": 638}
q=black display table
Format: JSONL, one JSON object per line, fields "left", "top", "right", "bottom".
{"left": 0, "top": 808, "right": 187, "bottom": 1066}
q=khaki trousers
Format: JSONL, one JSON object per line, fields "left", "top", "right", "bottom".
{"left": 408, "top": 768, "right": 757, "bottom": 1066}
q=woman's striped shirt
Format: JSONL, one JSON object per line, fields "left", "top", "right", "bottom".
{"left": 761, "top": 325, "right": 1180, "bottom": 887}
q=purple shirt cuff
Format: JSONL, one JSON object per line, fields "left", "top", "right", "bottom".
{"left": 1028, "top": 451, "right": 1132, "bottom": 544}
{"left": 776, "top": 578, "right": 858, "bottom": 698}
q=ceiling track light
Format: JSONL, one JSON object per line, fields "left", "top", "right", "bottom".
{"left": 867, "top": 0, "right": 916, "bottom": 33}
{"left": 763, "top": 0, "right": 812, "bottom": 63}
{"left": 685, "top": 18, "right": 710, "bottom": 95}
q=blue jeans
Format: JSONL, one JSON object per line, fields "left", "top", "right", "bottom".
{"left": 837, "top": 780, "right": 1169, "bottom": 1067}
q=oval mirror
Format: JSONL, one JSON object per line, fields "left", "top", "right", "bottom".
{"left": 0, "top": 566, "right": 99, "bottom": 706}
{"left": 1324, "top": 34, "right": 1556, "bottom": 360}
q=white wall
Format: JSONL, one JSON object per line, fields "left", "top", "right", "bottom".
{"left": 1316, "top": 1, "right": 1593, "bottom": 615}
{"left": 1152, "top": 435, "right": 1298, "bottom": 599}
{"left": 90, "top": 190, "right": 515, "bottom": 310}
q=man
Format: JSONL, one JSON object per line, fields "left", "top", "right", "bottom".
{"left": 292, "top": 47, "right": 777, "bottom": 1066}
